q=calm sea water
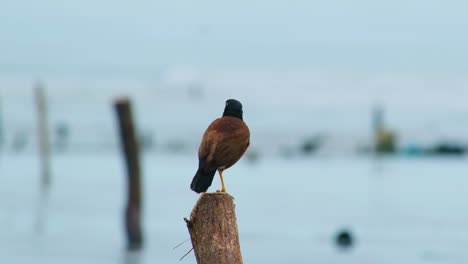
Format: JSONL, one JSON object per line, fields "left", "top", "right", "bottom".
{"left": 1, "top": 153, "right": 467, "bottom": 264}
{"left": 1, "top": 76, "right": 468, "bottom": 264}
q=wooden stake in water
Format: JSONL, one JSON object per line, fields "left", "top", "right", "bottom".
{"left": 114, "top": 97, "right": 144, "bottom": 251}
{"left": 35, "top": 83, "right": 51, "bottom": 188}
{"left": 0, "top": 95, "right": 4, "bottom": 151}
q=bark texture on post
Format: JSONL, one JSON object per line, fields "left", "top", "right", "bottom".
{"left": 114, "top": 97, "right": 143, "bottom": 251}
{"left": 185, "top": 193, "right": 243, "bottom": 264}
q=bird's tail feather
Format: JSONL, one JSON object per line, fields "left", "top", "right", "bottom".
{"left": 190, "top": 168, "right": 216, "bottom": 193}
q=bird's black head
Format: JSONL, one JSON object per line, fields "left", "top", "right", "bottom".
{"left": 223, "top": 99, "right": 243, "bottom": 120}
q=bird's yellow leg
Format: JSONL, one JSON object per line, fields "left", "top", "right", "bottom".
{"left": 217, "top": 169, "right": 226, "bottom": 193}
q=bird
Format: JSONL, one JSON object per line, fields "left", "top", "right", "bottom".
{"left": 190, "top": 99, "right": 250, "bottom": 193}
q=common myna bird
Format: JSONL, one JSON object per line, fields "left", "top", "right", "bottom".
{"left": 190, "top": 99, "right": 250, "bottom": 193}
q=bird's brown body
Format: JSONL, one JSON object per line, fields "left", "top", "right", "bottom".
{"left": 198, "top": 116, "right": 250, "bottom": 173}
{"left": 191, "top": 101, "right": 250, "bottom": 193}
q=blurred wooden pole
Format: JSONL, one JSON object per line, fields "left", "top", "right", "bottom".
{"left": 114, "top": 97, "right": 144, "bottom": 251}
{"left": 185, "top": 193, "right": 243, "bottom": 264}
{"left": 34, "top": 83, "right": 51, "bottom": 188}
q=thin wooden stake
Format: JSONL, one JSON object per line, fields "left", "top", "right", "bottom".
{"left": 114, "top": 97, "right": 144, "bottom": 250}
{"left": 34, "top": 82, "right": 51, "bottom": 188}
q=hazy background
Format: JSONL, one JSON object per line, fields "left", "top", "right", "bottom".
{"left": 1, "top": 1, "right": 468, "bottom": 264}
{"left": 2, "top": 0, "right": 468, "bottom": 146}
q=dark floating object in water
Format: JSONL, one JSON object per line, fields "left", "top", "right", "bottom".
{"left": 54, "top": 121, "right": 70, "bottom": 153}
{"left": 335, "top": 229, "right": 354, "bottom": 249}
{"left": 428, "top": 142, "right": 466, "bottom": 156}
{"left": 401, "top": 142, "right": 466, "bottom": 157}
{"left": 300, "top": 135, "right": 323, "bottom": 155}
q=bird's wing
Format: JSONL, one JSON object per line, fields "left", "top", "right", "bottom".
{"left": 198, "top": 117, "right": 250, "bottom": 171}
{"left": 198, "top": 119, "right": 221, "bottom": 172}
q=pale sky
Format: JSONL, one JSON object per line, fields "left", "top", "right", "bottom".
{"left": 1, "top": 0, "right": 467, "bottom": 77}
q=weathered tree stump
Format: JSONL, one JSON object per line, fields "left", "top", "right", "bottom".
{"left": 185, "top": 193, "right": 243, "bottom": 264}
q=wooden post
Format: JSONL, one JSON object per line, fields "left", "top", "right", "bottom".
{"left": 34, "top": 82, "right": 51, "bottom": 188}
{"left": 114, "top": 97, "right": 144, "bottom": 251}
{"left": 185, "top": 193, "right": 243, "bottom": 264}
